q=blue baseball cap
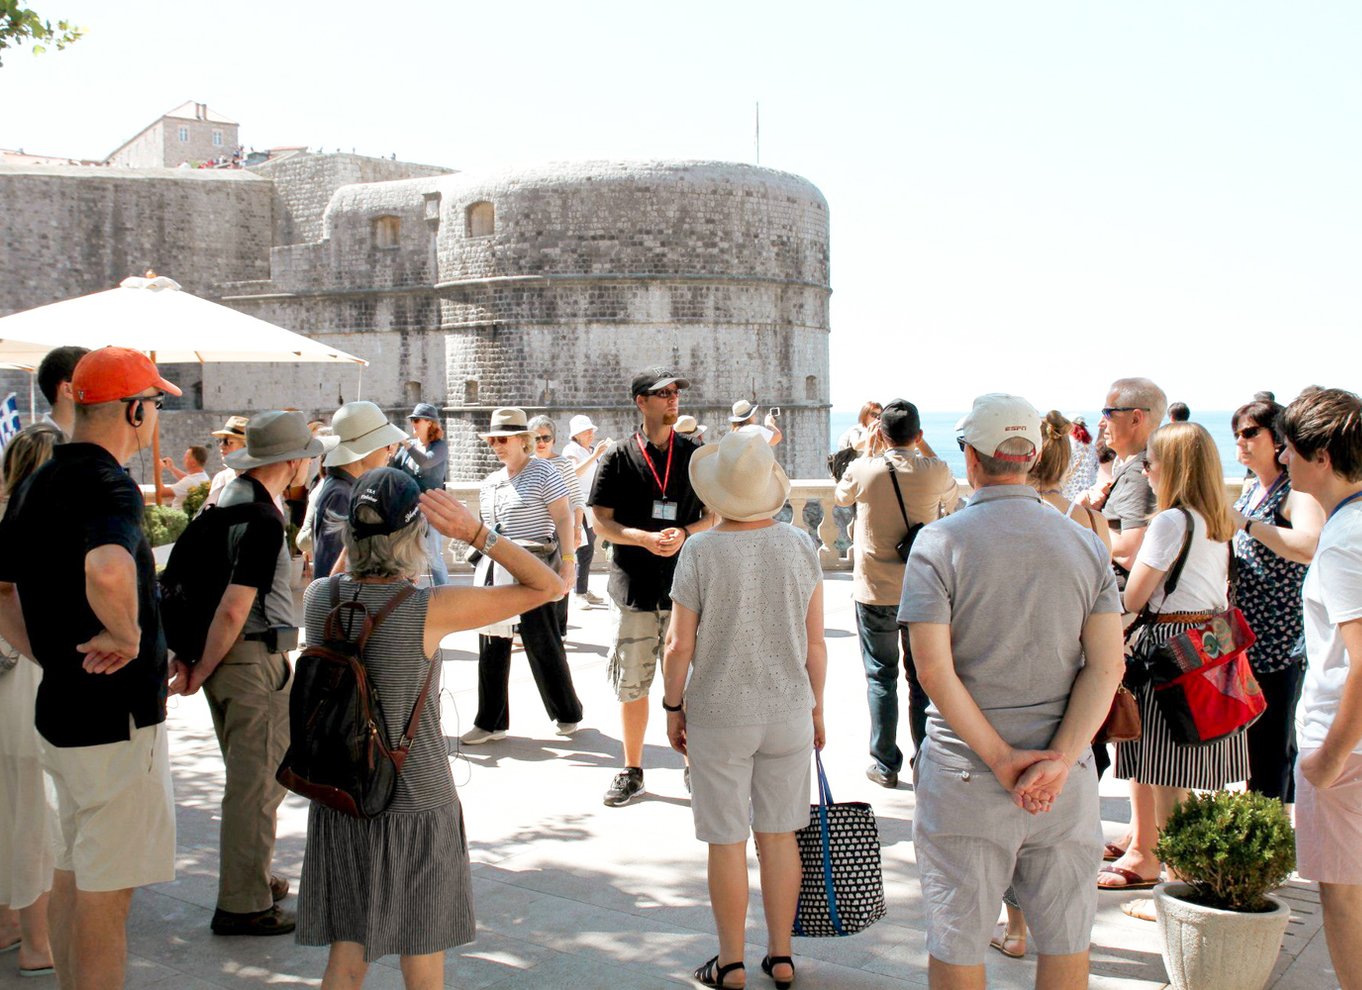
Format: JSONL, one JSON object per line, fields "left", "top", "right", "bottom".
{"left": 349, "top": 467, "right": 422, "bottom": 538}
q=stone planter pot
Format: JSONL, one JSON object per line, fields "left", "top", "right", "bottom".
{"left": 1152, "top": 881, "right": 1290, "bottom": 990}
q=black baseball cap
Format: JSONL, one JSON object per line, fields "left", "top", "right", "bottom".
{"left": 879, "top": 399, "right": 921, "bottom": 444}
{"left": 349, "top": 467, "right": 422, "bottom": 539}
{"left": 631, "top": 368, "right": 691, "bottom": 397}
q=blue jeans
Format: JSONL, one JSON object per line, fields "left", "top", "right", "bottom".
{"left": 855, "top": 602, "right": 927, "bottom": 774}
{"left": 425, "top": 524, "right": 449, "bottom": 586}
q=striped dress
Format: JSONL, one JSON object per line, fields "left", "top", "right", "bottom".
{"left": 296, "top": 579, "right": 475, "bottom": 961}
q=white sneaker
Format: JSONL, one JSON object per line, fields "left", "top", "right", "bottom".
{"left": 576, "top": 591, "right": 606, "bottom": 608}
{"left": 460, "top": 726, "right": 507, "bottom": 745}
{"left": 555, "top": 721, "right": 580, "bottom": 737}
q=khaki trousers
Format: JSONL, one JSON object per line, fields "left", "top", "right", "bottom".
{"left": 203, "top": 639, "right": 291, "bottom": 913}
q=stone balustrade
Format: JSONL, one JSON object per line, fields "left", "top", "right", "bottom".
{"left": 441, "top": 476, "right": 1250, "bottom": 574}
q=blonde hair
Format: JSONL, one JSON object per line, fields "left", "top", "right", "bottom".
{"left": 1028, "top": 410, "right": 1072, "bottom": 488}
{"left": 1148, "top": 422, "right": 1234, "bottom": 542}
{"left": 1, "top": 425, "right": 59, "bottom": 501}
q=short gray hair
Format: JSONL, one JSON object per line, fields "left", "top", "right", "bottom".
{"left": 340, "top": 505, "right": 430, "bottom": 579}
{"left": 527, "top": 415, "right": 555, "bottom": 438}
{"left": 974, "top": 436, "right": 1035, "bottom": 479}
{"left": 1109, "top": 377, "right": 1168, "bottom": 425}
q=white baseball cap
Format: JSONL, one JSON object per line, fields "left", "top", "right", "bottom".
{"left": 955, "top": 394, "right": 1041, "bottom": 463}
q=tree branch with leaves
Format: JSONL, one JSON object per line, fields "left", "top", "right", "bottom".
{"left": 1, "top": 3, "right": 83, "bottom": 65}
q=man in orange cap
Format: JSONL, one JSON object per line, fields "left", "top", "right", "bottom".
{"left": 0, "top": 347, "right": 181, "bottom": 989}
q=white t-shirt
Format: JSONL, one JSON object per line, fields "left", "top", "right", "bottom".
{"left": 169, "top": 470, "right": 209, "bottom": 510}
{"left": 204, "top": 465, "right": 237, "bottom": 507}
{"left": 1299, "top": 500, "right": 1362, "bottom": 753}
{"left": 1135, "top": 507, "right": 1229, "bottom": 613}
{"left": 564, "top": 439, "right": 599, "bottom": 502}
{"left": 736, "top": 423, "right": 775, "bottom": 442}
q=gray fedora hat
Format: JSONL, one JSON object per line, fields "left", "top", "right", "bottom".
{"left": 224, "top": 410, "right": 323, "bottom": 470}
{"left": 408, "top": 402, "right": 440, "bottom": 422}
{"left": 479, "top": 407, "right": 531, "bottom": 438}
{"left": 326, "top": 400, "right": 409, "bottom": 467}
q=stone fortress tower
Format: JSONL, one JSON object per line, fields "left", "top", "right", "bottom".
{"left": 225, "top": 159, "right": 831, "bottom": 479}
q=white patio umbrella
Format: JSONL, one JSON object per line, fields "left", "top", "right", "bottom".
{"left": 0, "top": 275, "right": 369, "bottom": 501}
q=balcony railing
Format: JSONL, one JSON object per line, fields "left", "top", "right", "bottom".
{"left": 442, "top": 477, "right": 1249, "bottom": 574}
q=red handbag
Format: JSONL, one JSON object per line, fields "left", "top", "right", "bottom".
{"left": 1151, "top": 608, "right": 1265, "bottom": 746}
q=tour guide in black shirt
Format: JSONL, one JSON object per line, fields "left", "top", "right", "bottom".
{"left": 590, "top": 368, "right": 714, "bottom": 807}
{"left": 0, "top": 346, "right": 180, "bottom": 987}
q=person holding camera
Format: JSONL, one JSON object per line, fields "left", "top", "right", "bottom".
{"left": 727, "top": 399, "right": 782, "bottom": 447}
{"left": 833, "top": 399, "right": 957, "bottom": 788}
{"left": 169, "top": 411, "right": 323, "bottom": 937}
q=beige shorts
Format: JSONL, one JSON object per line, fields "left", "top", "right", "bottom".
{"left": 607, "top": 605, "right": 670, "bottom": 703}
{"left": 1296, "top": 749, "right": 1362, "bottom": 885}
{"left": 39, "top": 719, "right": 176, "bottom": 892}
{"left": 912, "top": 739, "right": 1102, "bottom": 964}
{"left": 686, "top": 717, "right": 813, "bottom": 844}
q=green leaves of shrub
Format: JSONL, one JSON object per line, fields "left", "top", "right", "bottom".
{"left": 1154, "top": 790, "right": 1295, "bottom": 912}
{"left": 143, "top": 505, "right": 188, "bottom": 548}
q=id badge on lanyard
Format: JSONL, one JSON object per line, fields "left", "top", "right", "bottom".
{"left": 637, "top": 432, "right": 678, "bottom": 522}
{"left": 652, "top": 499, "right": 678, "bottom": 521}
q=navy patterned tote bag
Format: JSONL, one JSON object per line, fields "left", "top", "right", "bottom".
{"left": 792, "top": 751, "right": 886, "bottom": 937}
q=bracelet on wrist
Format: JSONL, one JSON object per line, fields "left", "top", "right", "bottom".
{"left": 562, "top": 553, "right": 577, "bottom": 562}
{"left": 662, "top": 698, "right": 684, "bottom": 713}
{"left": 1244, "top": 519, "right": 1254, "bottom": 538}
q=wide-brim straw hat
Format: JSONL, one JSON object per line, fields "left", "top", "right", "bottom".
{"left": 688, "top": 430, "right": 790, "bottom": 522}
{"left": 675, "top": 414, "right": 706, "bottom": 436}
{"left": 224, "top": 410, "right": 324, "bottom": 470}
{"left": 479, "top": 407, "right": 531, "bottom": 438}
{"left": 325, "top": 400, "right": 409, "bottom": 467}
{"left": 729, "top": 399, "right": 758, "bottom": 423}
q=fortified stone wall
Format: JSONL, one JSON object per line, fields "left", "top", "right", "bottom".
{"left": 251, "top": 152, "right": 453, "bottom": 247}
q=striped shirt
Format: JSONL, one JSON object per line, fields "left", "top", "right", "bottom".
{"left": 543, "top": 454, "right": 585, "bottom": 510}
{"left": 479, "top": 458, "right": 569, "bottom": 541}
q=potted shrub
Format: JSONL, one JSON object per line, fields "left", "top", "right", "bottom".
{"left": 1151, "top": 790, "right": 1296, "bottom": 990}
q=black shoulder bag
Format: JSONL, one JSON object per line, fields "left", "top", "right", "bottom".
{"left": 885, "top": 457, "right": 923, "bottom": 562}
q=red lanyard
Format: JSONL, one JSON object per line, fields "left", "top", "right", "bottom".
{"left": 635, "top": 430, "right": 674, "bottom": 498}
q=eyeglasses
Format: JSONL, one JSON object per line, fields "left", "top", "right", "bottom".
{"left": 487, "top": 436, "right": 513, "bottom": 446}
{"left": 1235, "top": 426, "right": 1264, "bottom": 440}
{"left": 956, "top": 437, "right": 968, "bottom": 452}
{"left": 649, "top": 388, "right": 681, "bottom": 399}
{"left": 121, "top": 392, "right": 165, "bottom": 410}
{"left": 534, "top": 434, "right": 554, "bottom": 444}
{"left": 1101, "top": 406, "right": 1149, "bottom": 418}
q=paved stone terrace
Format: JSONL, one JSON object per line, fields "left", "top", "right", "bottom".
{"left": 1, "top": 572, "right": 1337, "bottom": 989}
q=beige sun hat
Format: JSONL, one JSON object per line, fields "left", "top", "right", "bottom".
{"left": 479, "top": 407, "right": 532, "bottom": 438}
{"left": 675, "top": 414, "right": 706, "bottom": 437}
{"left": 688, "top": 430, "right": 790, "bottom": 522}
{"left": 729, "top": 399, "right": 759, "bottom": 423}
{"left": 325, "top": 400, "right": 409, "bottom": 467}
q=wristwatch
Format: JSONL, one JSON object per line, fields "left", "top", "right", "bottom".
{"left": 662, "top": 698, "right": 684, "bottom": 712}
{"left": 481, "top": 527, "right": 500, "bottom": 553}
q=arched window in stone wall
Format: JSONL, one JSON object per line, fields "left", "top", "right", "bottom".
{"left": 805, "top": 375, "right": 819, "bottom": 400}
{"left": 373, "top": 215, "right": 401, "bottom": 249}
{"left": 466, "top": 201, "right": 495, "bottom": 237}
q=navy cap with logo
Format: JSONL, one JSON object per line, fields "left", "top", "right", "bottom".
{"left": 631, "top": 367, "right": 691, "bottom": 398}
{"left": 349, "top": 467, "right": 423, "bottom": 539}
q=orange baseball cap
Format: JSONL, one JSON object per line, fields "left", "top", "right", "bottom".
{"left": 71, "top": 346, "right": 182, "bottom": 405}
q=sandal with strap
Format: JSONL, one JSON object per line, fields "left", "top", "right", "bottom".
{"left": 694, "top": 954, "right": 745, "bottom": 988}
{"left": 761, "top": 954, "right": 796, "bottom": 989}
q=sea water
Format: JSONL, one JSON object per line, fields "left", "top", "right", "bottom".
{"left": 827, "top": 410, "right": 1245, "bottom": 479}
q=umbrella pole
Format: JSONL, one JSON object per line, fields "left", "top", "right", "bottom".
{"left": 28, "top": 373, "right": 35, "bottom": 421}
{"left": 150, "top": 351, "right": 164, "bottom": 506}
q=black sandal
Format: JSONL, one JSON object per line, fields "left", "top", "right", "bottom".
{"left": 761, "top": 954, "right": 795, "bottom": 989}
{"left": 694, "top": 954, "right": 745, "bottom": 988}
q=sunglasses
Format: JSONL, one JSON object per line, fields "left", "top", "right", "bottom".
{"left": 1101, "top": 406, "right": 1149, "bottom": 418}
{"left": 1235, "top": 426, "right": 1264, "bottom": 440}
{"left": 649, "top": 388, "right": 681, "bottom": 399}
{"left": 956, "top": 437, "right": 968, "bottom": 452}
{"left": 534, "top": 434, "right": 554, "bottom": 443}
{"left": 121, "top": 392, "right": 166, "bottom": 410}
{"left": 487, "top": 436, "right": 513, "bottom": 446}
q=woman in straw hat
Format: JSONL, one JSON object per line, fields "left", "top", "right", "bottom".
{"left": 296, "top": 468, "right": 561, "bottom": 984}
{"left": 461, "top": 408, "right": 583, "bottom": 744}
{"left": 661, "top": 431, "right": 827, "bottom": 989}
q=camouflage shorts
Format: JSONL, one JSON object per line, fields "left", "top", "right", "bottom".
{"left": 607, "top": 605, "right": 670, "bottom": 703}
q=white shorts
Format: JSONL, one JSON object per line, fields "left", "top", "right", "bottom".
{"left": 39, "top": 719, "right": 176, "bottom": 892}
{"left": 686, "top": 716, "right": 813, "bottom": 844}
{"left": 1296, "top": 749, "right": 1362, "bottom": 885}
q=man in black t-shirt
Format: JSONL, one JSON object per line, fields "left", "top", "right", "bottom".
{"left": 590, "top": 368, "right": 714, "bottom": 806}
{"left": 170, "top": 411, "right": 321, "bottom": 936}
{"left": 0, "top": 347, "right": 180, "bottom": 987}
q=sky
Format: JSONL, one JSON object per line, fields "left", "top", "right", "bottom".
{"left": 3, "top": 1, "right": 1359, "bottom": 412}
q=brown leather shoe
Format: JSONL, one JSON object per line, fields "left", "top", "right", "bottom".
{"left": 210, "top": 905, "right": 296, "bottom": 936}
{"left": 269, "top": 875, "right": 289, "bottom": 902}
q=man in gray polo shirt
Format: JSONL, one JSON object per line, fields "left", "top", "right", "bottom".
{"left": 1100, "top": 377, "right": 1167, "bottom": 577}
{"left": 899, "top": 393, "right": 1124, "bottom": 990}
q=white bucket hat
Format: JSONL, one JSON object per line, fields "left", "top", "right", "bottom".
{"left": 568, "top": 414, "right": 597, "bottom": 438}
{"left": 688, "top": 430, "right": 790, "bottom": 522}
{"left": 955, "top": 393, "right": 1041, "bottom": 463}
{"left": 729, "top": 399, "right": 758, "bottom": 423}
{"left": 325, "top": 400, "right": 408, "bottom": 467}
